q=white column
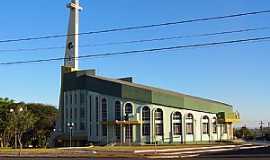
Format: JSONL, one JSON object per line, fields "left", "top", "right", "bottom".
{"left": 139, "top": 107, "right": 143, "bottom": 144}
{"left": 193, "top": 119, "right": 196, "bottom": 142}
{"left": 209, "top": 120, "right": 212, "bottom": 142}
{"left": 182, "top": 115, "right": 185, "bottom": 144}
{"left": 170, "top": 113, "right": 174, "bottom": 143}
{"left": 151, "top": 109, "right": 156, "bottom": 144}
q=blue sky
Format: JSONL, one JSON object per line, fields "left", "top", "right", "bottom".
{"left": 0, "top": 0, "right": 270, "bottom": 128}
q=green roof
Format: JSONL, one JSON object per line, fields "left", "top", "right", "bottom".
{"left": 63, "top": 69, "right": 233, "bottom": 114}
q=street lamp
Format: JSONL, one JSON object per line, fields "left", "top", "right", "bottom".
{"left": 67, "top": 122, "right": 74, "bottom": 148}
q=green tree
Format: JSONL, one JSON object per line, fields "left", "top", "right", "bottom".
{"left": 8, "top": 105, "right": 38, "bottom": 149}
{"left": 0, "top": 98, "right": 58, "bottom": 148}
{"left": 0, "top": 97, "right": 14, "bottom": 104}
{"left": 0, "top": 99, "right": 14, "bottom": 147}
{"left": 25, "top": 103, "right": 58, "bottom": 148}
{"left": 234, "top": 127, "right": 255, "bottom": 139}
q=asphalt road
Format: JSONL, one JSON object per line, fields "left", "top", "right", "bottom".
{"left": 189, "top": 146, "right": 270, "bottom": 160}
{"left": 1, "top": 146, "right": 270, "bottom": 160}
{"left": 1, "top": 158, "right": 146, "bottom": 160}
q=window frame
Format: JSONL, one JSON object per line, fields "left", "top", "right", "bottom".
{"left": 125, "top": 103, "right": 133, "bottom": 115}
{"left": 142, "top": 123, "right": 150, "bottom": 136}
{"left": 101, "top": 98, "right": 107, "bottom": 121}
{"left": 155, "top": 123, "right": 163, "bottom": 136}
{"left": 115, "top": 101, "right": 121, "bottom": 121}
{"left": 142, "top": 106, "right": 150, "bottom": 121}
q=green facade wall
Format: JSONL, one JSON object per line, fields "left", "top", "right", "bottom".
{"left": 63, "top": 70, "right": 233, "bottom": 115}
{"left": 122, "top": 85, "right": 152, "bottom": 103}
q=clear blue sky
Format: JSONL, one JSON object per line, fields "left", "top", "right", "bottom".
{"left": 0, "top": 0, "right": 269, "bottom": 128}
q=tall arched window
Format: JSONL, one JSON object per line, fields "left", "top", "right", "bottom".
{"left": 115, "top": 101, "right": 121, "bottom": 121}
{"left": 101, "top": 98, "right": 107, "bottom": 121}
{"left": 142, "top": 106, "right": 150, "bottom": 136}
{"left": 142, "top": 106, "right": 150, "bottom": 121}
{"left": 173, "top": 112, "right": 182, "bottom": 135}
{"left": 124, "top": 103, "right": 133, "bottom": 142}
{"left": 115, "top": 101, "right": 121, "bottom": 140}
{"left": 212, "top": 117, "right": 217, "bottom": 134}
{"left": 186, "top": 113, "right": 194, "bottom": 134}
{"left": 202, "top": 116, "right": 209, "bottom": 134}
{"left": 155, "top": 108, "right": 163, "bottom": 120}
{"left": 125, "top": 103, "right": 133, "bottom": 115}
{"left": 155, "top": 108, "right": 163, "bottom": 136}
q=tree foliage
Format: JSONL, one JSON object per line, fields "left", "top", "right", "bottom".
{"left": 7, "top": 105, "right": 38, "bottom": 149}
{"left": 0, "top": 98, "right": 58, "bottom": 148}
{"left": 234, "top": 127, "right": 255, "bottom": 139}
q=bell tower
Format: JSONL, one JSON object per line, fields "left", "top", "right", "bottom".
{"left": 64, "top": 0, "right": 82, "bottom": 70}
{"left": 58, "top": 0, "right": 82, "bottom": 134}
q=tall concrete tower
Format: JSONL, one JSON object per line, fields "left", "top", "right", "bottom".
{"left": 58, "top": 0, "right": 82, "bottom": 133}
{"left": 64, "top": 0, "right": 82, "bottom": 70}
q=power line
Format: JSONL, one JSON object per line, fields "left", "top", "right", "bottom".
{"left": 1, "top": 26, "right": 270, "bottom": 53}
{"left": 0, "top": 10, "right": 270, "bottom": 44}
{"left": 1, "top": 36, "right": 270, "bottom": 65}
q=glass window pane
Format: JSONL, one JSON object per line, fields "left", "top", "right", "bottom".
{"left": 186, "top": 123, "right": 193, "bottom": 134}
{"left": 115, "top": 101, "right": 121, "bottom": 120}
{"left": 102, "top": 99, "right": 107, "bottom": 121}
{"left": 142, "top": 107, "right": 150, "bottom": 121}
{"left": 143, "top": 124, "right": 150, "bottom": 136}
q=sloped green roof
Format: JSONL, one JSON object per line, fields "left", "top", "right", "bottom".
{"left": 63, "top": 70, "right": 233, "bottom": 114}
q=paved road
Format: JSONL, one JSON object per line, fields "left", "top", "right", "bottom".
{"left": 1, "top": 158, "right": 147, "bottom": 160}
{"left": 1, "top": 146, "right": 270, "bottom": 160}
{"left": 188, "top": 146, "right": 270, "bottom": 160}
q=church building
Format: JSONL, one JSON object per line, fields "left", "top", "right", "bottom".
{"left": 54, "top": 0, "right": 240, "bottom": 146}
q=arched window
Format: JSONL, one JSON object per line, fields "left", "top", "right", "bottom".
{"left": 212, "top": 117, "right": 217, "bottom": 134}
{"left": 155, "top": 108, "right": 163, "bottom": 136}
{"left": 187, "top": 113, "right": 193, "bottom": 120}
{"left": 173, "top": 112, "right": 182, "bottom": 135}
{"left": 101, "top": 98, "right": 107, "bottom": 121}
{"left": 186, "top": 113, "right": 194, "bottom": 134}
{"left": 202, "top": 116, "right": 209, "bottom": 134}
{"left": 124, "top": 103, "right": 133, "bottom": 142}
{"left": 115, "top": 101, "right": 121, "bottom": 140}
{"left": 125, "top": 103, "right": 133, "bottom": 115}
{"left": 155, "top": 108, "right": 163, "bottom": 120}
{"left": 115, "top": 101, "right": 121, "bottom": 121}
{"left": 173, "top": 112, "right": 182, "bottom": 120}
{"left": 142, "top": 106, "right": 150, "bottom": 121}
{"left": 142, "top": 106, "right": 150, "bottom": 136}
